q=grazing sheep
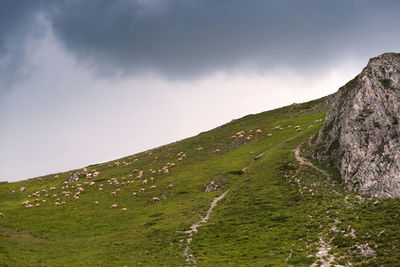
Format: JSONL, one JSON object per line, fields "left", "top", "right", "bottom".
{"left": 92, "top": 171, "right": 100, "bottom": 179}
{"left": 139, "top": 188, "right": 145, "bottom": 193}
{"left": 214, "top": 149, "right": 220, "bottom": 153}
{"left": 267, "top": 133, "right": 272, "bottom": 137}
{"left": 110, "top": 192, "right": 116, "bottom": 196}
{"left": 111, "top": 204, "right": 118, "bottom": 209}
{"left": 296, "top": 128, "right": 302, "bottom": 132}
{"left": 152, "top": 197, "right": 160, "bottom": 203}
{"left": 178, "top": 158, "right": 182, "bottom": 162}
{"left": 42, "top": 199, "right": 46, "bottom": 203}
{"left": 95, "top": 201, "right": 99, "bottom": 205}
{"left": 142, "top": 179, "right": 148, "bottom": 185}
{"left": 82, "top": 168, "right": 88, "bottom": 174}
{"left": 197, "top": 146, "right": 203, "bottom": 151}
{"left": 26, "top": 204, "right": 33, "bottom": 208}
{"left": 54, "top": 175, "right": 59, "bottom": 179}
{"left": 249, "top": 151, "right": 254, "bottom": 155}
{"left": 0, "top": 213, "right": 4, "bottom": 217}
{"left": 50, "top": 187, "right": 56, "bottom": 191}
{"left": 116, "top": 188, "right": 121, "bottom": 192}
{"left": 168, "top": 184, "right": 174, "bottom": 189}
{"left": 54, "top": 202, "right": 60, "bottom": 206}
{"left": 256, "top": 129, "right": 262, "bottom": 133}
{"left": 122, "top": 208, "right": 127, "bottom": 212}
{"left": 89, "top": 182, "right": 95, "bottom": 186}
{"left": 287, "top": 125, "right": 292, "bottom": 128}
{"left": 231, "top": 135, "right": 236, "bottom": 139}
{"left": 150, "top": 185, "right": 157, "bottom": 190}
{"left": 245, "top": 136, "right": 251, "bottom": 141}
{"left": 35, "top": 204, "right": 40, "bottom": 207}
{"left": 20, "top": 187, "right": 26, "bottom": 192}
{"left": 114, "top": 162, "right": 121, "bottom": 167}
{"left": 132, "top": 192, "right": 137, "bottom": 197}
{"left": 98, "top": 188, "right": 103, "bottom": 191}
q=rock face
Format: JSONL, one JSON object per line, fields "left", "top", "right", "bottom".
{"left": 68, "top": 172, "right": 81, "bottom": 183}
{"left": 311, "top": 53, "right": 400, "bottom": 198}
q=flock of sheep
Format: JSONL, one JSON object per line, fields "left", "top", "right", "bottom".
{"left": 0, "top": 119, "right": 323, "bottom": 218}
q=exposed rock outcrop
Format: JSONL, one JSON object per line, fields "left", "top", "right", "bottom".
{"left": 311, "top": 53, "right": 400, "bottom": 198}
{"left": 67, "top": 172, "right": 80, "bottom": 183}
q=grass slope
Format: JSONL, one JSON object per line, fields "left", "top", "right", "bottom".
{"left": 0, "top": 96, "right": 398, "bottom": 266}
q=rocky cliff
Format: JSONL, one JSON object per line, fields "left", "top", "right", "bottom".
{"left": 311, "top": 53, "right": 400, "bottom": 198}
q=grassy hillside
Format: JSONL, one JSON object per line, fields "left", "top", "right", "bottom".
{"left": 1, "top": 96, "right": 399, "bottom": 266}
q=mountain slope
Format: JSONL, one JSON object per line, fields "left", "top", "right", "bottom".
{"left": 0, "top": 89, "right": 400, "bottom": 266}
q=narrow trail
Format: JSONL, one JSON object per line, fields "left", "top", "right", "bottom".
{"left": 181, "top": 147, "right": 271, "bottom": 266}
{"left": 293, "top": 145, "right": 330, "bottom": 179}
{"left": 181, "top": 190, "right": 229, "bottom": 265}
{"left": 294, "top": 145, "right": 339, "bottom": 266}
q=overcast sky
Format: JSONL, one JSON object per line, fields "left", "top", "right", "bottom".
{"left": 1, "top": 0, "right": 400, "bottom": 182}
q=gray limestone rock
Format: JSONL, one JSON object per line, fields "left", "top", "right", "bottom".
{"left": 311, "top": 53, "right": 400, "bottom": 198}
{"left": 67, "top": 172, "right": 81, "bottom": 183}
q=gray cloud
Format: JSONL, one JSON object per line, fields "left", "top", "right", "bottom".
{"left": 43, "top": 0, "right": 400, "bottom": 79}
{"left": 0, "top": 1, "right": 44, "bottom": 92}
{"left": 1, "top": 0, "right": 400, "bottom": 83}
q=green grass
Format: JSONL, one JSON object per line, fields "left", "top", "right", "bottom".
{"left": 0, "top": 96, "right": 399, "bottom": 266}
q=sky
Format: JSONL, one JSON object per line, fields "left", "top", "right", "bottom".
{"left": 1, "top": 0, "right": 400, "bottom": 182}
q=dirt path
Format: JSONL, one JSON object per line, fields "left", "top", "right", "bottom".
{"left": 181, "top": 147, "right": 271, "bottom": 265}
{"left": 293, "top": 145, "right": 330, "bottom": 179}
{"left": 182, "top": 190, "right": 229, "bottom": 265}
{"left": 294, "top": 145, "right": 340, "bottom": 266}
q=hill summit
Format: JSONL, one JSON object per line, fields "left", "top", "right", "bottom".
{"left": 311, "top": 52, "right": 400, "bottom": 198}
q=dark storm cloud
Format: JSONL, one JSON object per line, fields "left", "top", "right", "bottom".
{"left": 0, "top": 1, "right": 45, "bottom": 92}
{"left": 2, "top": 0, "right": 400, "bottom": 82}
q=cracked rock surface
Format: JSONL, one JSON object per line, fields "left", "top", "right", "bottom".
{"left": 311, "top": 53, "right": 400, "bottom": 198}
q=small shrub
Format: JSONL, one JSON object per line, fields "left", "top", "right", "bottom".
{"left": 373, "top": 121, "right": 381, "bottom": 129}
{"left": 380, "top": 79, "right": 392, "bottom": 89}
